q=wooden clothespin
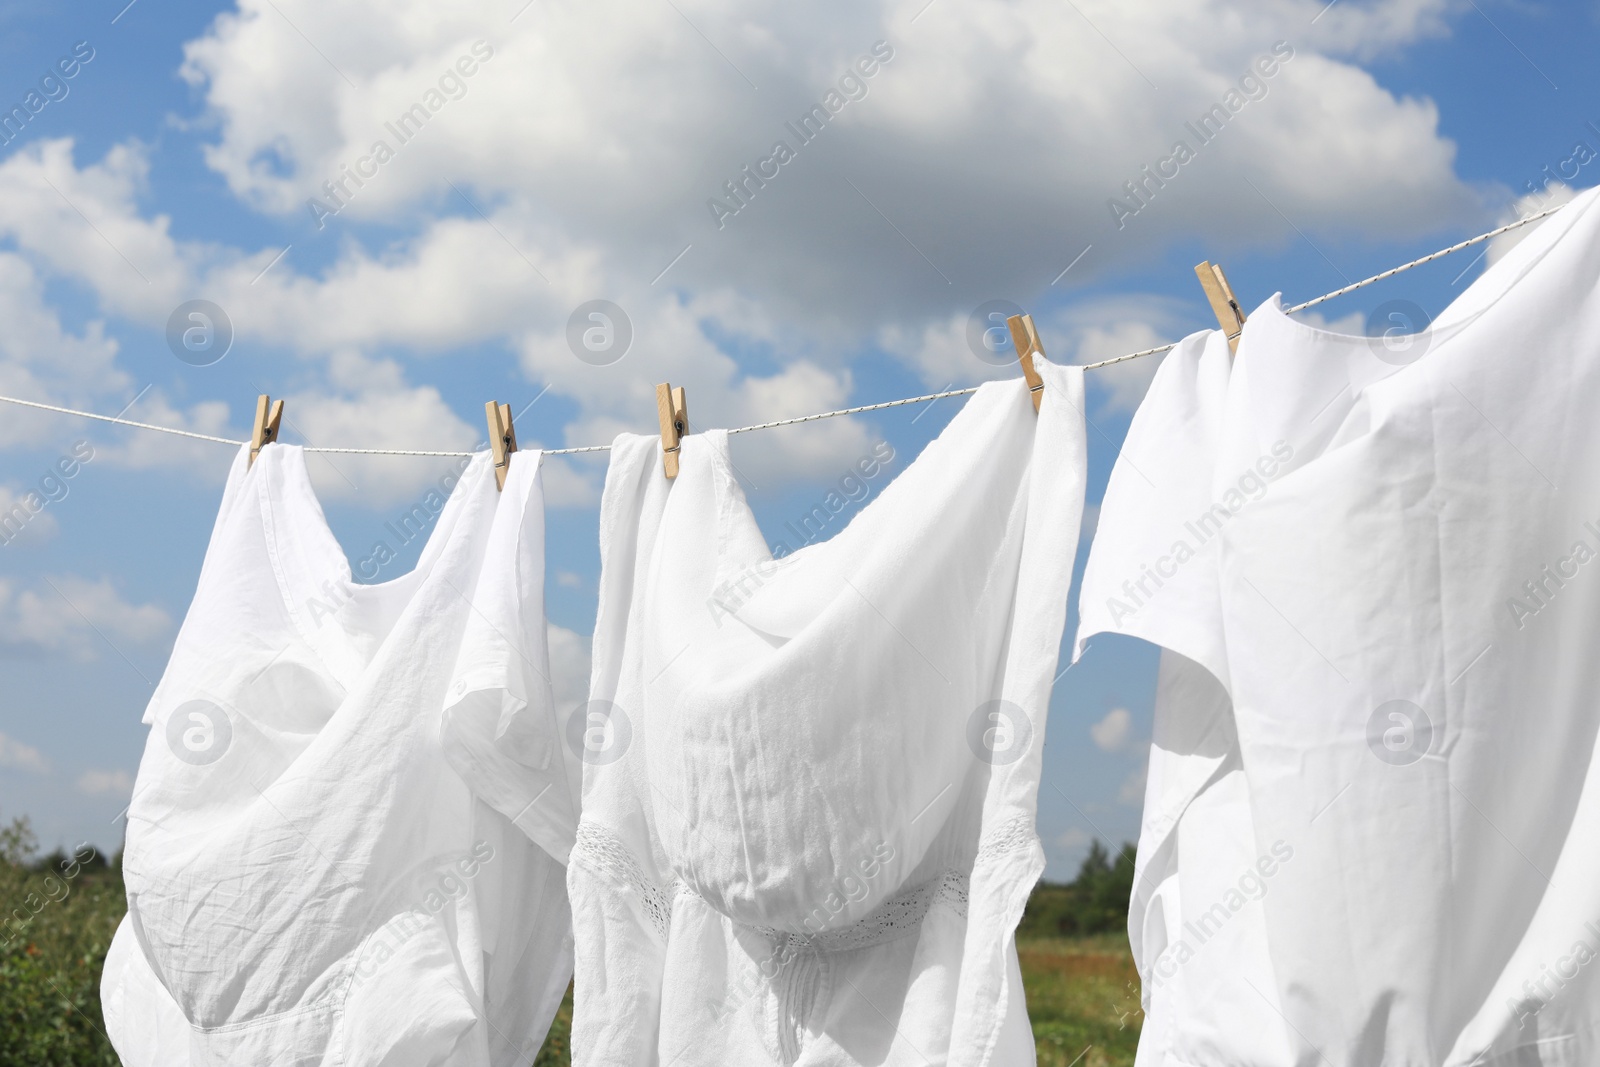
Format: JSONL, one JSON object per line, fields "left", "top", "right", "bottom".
{"left": 1004, "top": 314, "right": 1046, "bottom": 412}
{"left": 485, "top": 401, "right": 518, "bottom": 491}
{"left": 655, "top": 382, "right": 688, "bottom": 478}
{"left": 249, "top": 394, "right": 283, "bottom": 468}
{"left": 1195, "top": 261, "right": 1247, "bottom": 354}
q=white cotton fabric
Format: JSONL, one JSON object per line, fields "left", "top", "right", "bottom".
{"left": 439, "top": 448, "right": 584, "bottom": 871}
{"left": 105, "top": 444, "right": 573, "bottom": 1067}
{"left": 1080, "top": 182, "right": 1600, "bottom": 1066}
{"left": 569, "top": 359, "right": 1087, "bottom": 1066}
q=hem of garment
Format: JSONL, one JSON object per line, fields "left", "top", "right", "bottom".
{"left": 968, "top": 824, "right": 1045, "bottom": 1067}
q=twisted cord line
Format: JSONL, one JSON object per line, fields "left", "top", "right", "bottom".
{"left": 0, "top": 202, "right": 1567, "bottom": 455}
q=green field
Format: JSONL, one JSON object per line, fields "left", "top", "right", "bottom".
{"left": 528, "top": 932, "right": 1142, "bottom": 1067}
{"left": 0, "top": 813, "right": 1140, "bottom": 1066}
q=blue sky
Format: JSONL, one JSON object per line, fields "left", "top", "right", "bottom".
{"left": 0, "top": 0, "right": 1594, "bottom": 878}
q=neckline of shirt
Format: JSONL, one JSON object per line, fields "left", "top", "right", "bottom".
{"left": 255, "top": 443, "right": 492, "bottom": 668}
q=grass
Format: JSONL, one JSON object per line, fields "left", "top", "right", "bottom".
{"left": 1020, "top": 935, "right": 1142, "bottom": 1067}
{"left": 527, "top": 934, "right": 1141, "bottom": 1066}
{"left": 0, "top": 815, "right": 1141, "bottom": 1066}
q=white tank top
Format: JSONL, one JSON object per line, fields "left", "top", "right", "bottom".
{"left": 104, "top": 444, "right": 573, "bottom": 1066}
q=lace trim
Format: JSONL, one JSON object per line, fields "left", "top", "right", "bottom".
{"left": 574, "top": 824, "right": 985, "bottom": 951}
{"left": 932, "top": 870, "right": 970, "bottom": 915}
{"left": 974, "top": 815, "right": 1037, "bottom": 866}
{"left": 572, "top": 822, "right": 678, "bottom": 940}
{"left": 793, "top": 868, "right": 970, "bottom": 953}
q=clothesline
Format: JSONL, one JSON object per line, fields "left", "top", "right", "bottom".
{"left": 0, "top": 203, "right": 1566, "bottom": 457}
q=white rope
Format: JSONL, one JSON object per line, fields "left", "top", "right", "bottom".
{"left": 0, "top": 393, "right": 246, "bottom": 445}
{"left": 0, "top": 202, "right": 1568, "bottom": 455}
{"left": 1284, "top": 204, "right": 1566, "bottom": 314}
{"left": 1081, "top": 341, "right": 1179, "bottom": 371}
{"left": 726, "top": 386, "right": 981, "bottom": 434}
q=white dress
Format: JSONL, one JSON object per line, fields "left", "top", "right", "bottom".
{"left": 570, "top": 359, "right": 1087, "bottom": 1065}
{"left": 1080, "top": 182, "right": 1600, "bottom": 1066}
{"left": 104, "top": 445, "right": 572, "bottom": 1067}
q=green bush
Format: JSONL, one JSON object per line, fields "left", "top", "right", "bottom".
{"left": 0, "top": 812, "right": 121, "bottom": 1067}
{"left": 1018, "top": 839, "right": 1138, "bottom": 939}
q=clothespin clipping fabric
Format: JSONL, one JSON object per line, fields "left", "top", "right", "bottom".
{"left": 656, "top": 383, "right": 688, "bottom": 478}
{"left": 1005, "top": 314, "right": 1047, "bottom": 412}
{"left": 1195, "top": 261, "right": 1247, "bottom": 354}
{"left": 486, "top": 401, "right": 518, "bottom": 491}
{"left": 249, "top": 394, "right": 283, "bottom": 468}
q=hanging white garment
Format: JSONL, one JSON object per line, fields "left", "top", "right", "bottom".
{"left": 105, "top": 445, "right": 573, "bottom": 1067}
{"left": 1076, "top": 326, "right": 1300, "bottom": 1067}
{"left": 1080, "top": 182, "right": 1600, "bottom": 1066}
{"left": 569, "top": 358, "right": 1086, "bottom": 1066}
{"left": 439, "top": 449, "right": 583, "bottom": 868}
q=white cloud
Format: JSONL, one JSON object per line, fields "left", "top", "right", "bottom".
{"left": 877, "top": 309, "right": 1028, "bottom": 393}
{"left": 284, "top": 351, "right": 482, "bottom": 505}
{"left": 0, "top": 249, "right": 130, "bottom": 451}
{"left": 1055, "top": 826, "right": 1092, "bottom": 851}
{"left": 0, "top": 138, "right": 880, "bottom": 488}
{"left": 515, "top": 290, "right": 877, "bottom": 485}
{"left": 77, "top": 769, "right": 134, "bottom": 796}
{"left": 0, "top": 0, "right": 1494, "bottom": 490}
{"left": 1119, "top": 762, "right": 1148, "bottom": 806}
{"left": 71, "top": 0, "right": 1489, "bottom": 321}
{"left": 96, "top": 394, "right": 238, "bottom": 473}
{"left": 555, "top": 570, "right": 583, "bottom": 588}
{"left": 1091, "top": 706, "right": 1132, "bottom": 752}
{"left": 0, "top": 731, "right": 48, "bottom": 773}
{"left": 548, "top": 623, "right": 591, "bottom": 711}
{"left": 174, "top": 0, "right": 1479, "bottom": 324}
{"left": 1060, "top": 301, "right": 1188, "bottom": 415}
{"left": 883, "top": 295, "right": 1195, "bottom": 415}
{"left": 1289, "top": 308, "right": 1365, "bottom": 335}
{"left": 539, "top": 456, "right": 604, "bottom": 510}
{"left": 0, "top": 575, "right": 172, "bottom": 659}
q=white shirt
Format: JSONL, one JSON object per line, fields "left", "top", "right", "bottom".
{"left": 1080, "top": 182, "right": 1600, "bottom": 1066}
{"left": 570, "top": 359, "right": 1087, "bottom": 1065}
